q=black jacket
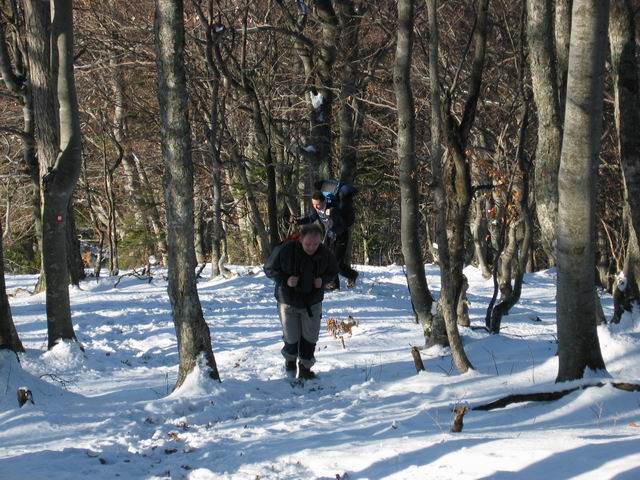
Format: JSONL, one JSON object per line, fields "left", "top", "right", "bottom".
{"left": 263, "top": 240, "right": 339, "bottom": 309}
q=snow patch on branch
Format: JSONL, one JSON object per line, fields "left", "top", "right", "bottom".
{"left": 310, "top": 91, "right": 324, "bottom": 111}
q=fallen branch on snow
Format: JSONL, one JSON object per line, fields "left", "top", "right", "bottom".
{"left": 472, "top": 381, "right": 640, "bottom": 411}
{"left": 449, "top": 381, "right": 640, "bottom": 432}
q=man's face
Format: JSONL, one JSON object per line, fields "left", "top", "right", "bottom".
{"left": 301, "top": 232, "right": 322, "bottom": 255}
{"left": 312, "top": 198, "right": 325, "bottom": 212}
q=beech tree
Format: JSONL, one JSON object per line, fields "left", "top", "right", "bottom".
{"left": 556, "top": 0, "right": 609, "bottom": 382}
{"left": 609, "top": 0, "right": 640, "bottom": 318}
{"left": 0, "top": 0, "right": 42, "bottom": 265}
{"left": 155, "top": 0, "right": 220, "bottom": 387}
{"left": 394, "top": 0, "right": 434, "bottom": 337}
{"left": 0, "top": 219, "right": 23, "bottom": 352}
{"left": 526, "top": 0, "right": 564, "bottom": 265}
{"left": 423, "top": 0, "right": 473, "bottom": 373}
{"left": 22, "top": 0, "right": 84, "bottom": 349}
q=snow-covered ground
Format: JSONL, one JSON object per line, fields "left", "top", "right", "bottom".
{"left": 1, "top": 264, "right": 639, "bottom": 479}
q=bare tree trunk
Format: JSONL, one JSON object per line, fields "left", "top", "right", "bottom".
{"left": 109, "top": 52, "right": 168, "bottom": 267}
{"left": 36, "top": 0, "right": 84, "bottom": 349}
{"left": 334, "top": 0, "right": 362, "bottom": 284}
{"left": 394, "top": 0, "right": 434, "bottom": 335}
{"left": 425, "top": 0, "right": 473, "bottom": 372}
{"left": 228, "top": 141, "right": 271, "bottom": 262}
{"left": 309, "top": 0, "right": 338, "bottom": 182}
{"left": 0, "top": 7, "right": 42, "bottom": 270}
{"left": 66, "top": 201, "right": 85, "bottom": 284}
{"left": 155, "top": 0, "right": 219, "bottom": 388}
{"left": 132, "top": 153, "right": 168, "bottom": 265}
{"left": 441, "top": 0, "right": 489, "bottom": 333}
{"left": 487, "top": 15, "right": 533, "bottom": 333}
{"left": 194, "top": 198, "right": 205, "bottom": 267}
{"left": 470, "top": 197, "right": 492, "bottom": 279}
{"left": 527, "top": 0, "right": 563, "bottom": 265}
{"left": 248, "top": 89, "right": 279, "bottom": 251}
{"left": 335, "top": 0, "right": 360, "bottom": 186}
{"left": 24, "top": 0, "right": 58, "bottom": 295}
{"left": 595, "top": 223, "right": 613, "bottom": 291}
{"left": 610, "top": 0, "right": 640, "bottom": 247}
{"left": 555, "top": 0, "right": 573, "bottom": 110}
{"left": 191, "top": 4, "right": 225, "bottom": 278}
{"left": 0, "top": 219, "right": 24, "bottom": 353}
{"left": 556, "top": 0, "right": 609, "bottom": 382}
{"left": 614, "top": 218, "right": 640, "bottom": 323}
{"left": 209, "top": 9, "right": 277, "bottom": 255}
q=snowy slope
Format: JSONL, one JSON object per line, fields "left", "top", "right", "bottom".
{"left": 0, "top": 265, "right": 638, "bottom": 479}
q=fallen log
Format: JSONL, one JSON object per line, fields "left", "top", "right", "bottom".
{"left": 473, "top": 381, "right": 640, "bottom": 411}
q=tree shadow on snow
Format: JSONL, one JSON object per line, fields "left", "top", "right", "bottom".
{"left": 477, "top": 438, "right": 640, "bottom": 479}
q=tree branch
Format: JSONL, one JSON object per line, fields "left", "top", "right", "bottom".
{"left": 473, "top": 382, "right": 640, "bottom": 411}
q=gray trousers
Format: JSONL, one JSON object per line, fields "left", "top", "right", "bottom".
{"left": 278, "top": 302, "right": 322, "bottom": 368}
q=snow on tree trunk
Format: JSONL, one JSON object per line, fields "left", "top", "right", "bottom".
{"left": 155, "top": 0, "right": 220, "bottom": 388}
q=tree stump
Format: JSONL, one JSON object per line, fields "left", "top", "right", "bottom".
{"left": 17, "top": 387, "right": 34, "bottom": 407}
{"left": 411, "top": 346, "right": 425, "bottom": 373}
{"left": 451, "top": 405, "right": 468, "bottom": 432}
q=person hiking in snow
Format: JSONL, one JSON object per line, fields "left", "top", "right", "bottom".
{"left": 292, "top": 191, "right": 358, "bottom": 290}
{"left": 263, "top": 224, "right": 339, "bottom": 379}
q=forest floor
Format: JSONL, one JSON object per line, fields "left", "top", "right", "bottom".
{"left": 1, "top": 264, "right": 639, "bottom": 479}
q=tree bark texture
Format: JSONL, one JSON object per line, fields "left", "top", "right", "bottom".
{"left": 228, "top": 141, "right": 271, "bottom": 261}
{"left": 471, "top": 198, "right": 493, "bottom": 279}
{"left": 24, "top": 0, "right": 58, "bottom": 295}
{"left": 309, "top": 0, "right": 339, "bottom": 183}
{"left": 441, "top": 0, "right": 489, "bottom": 332}
{"left": 425, "top": 0, "right": 473, "bottom": 372}
{"left": 200, "top": 21, "right": 224, "bottom": 278}
{"left": 0, "top": 12, "right": 42, "bottom": 267}
{"left": 0, "top": 220, "right": 24, "bottom": 352}
{"left": 556, "top": 0, "right": 609, "bottom": 382}
{"left": 111, "top": 55, "right": 168, "bottom": 267}
{"left": 609, "top": 0, "right": 640, "bottom": 246}
{"left": 39, "top": 0, "right": 83, "bottom": 349}
{"left": 554, "top": 0, "right": 573, "bottom": 111}
{"left": 488, "top": 60, "right": 533, "bottom": 333}
{"left": 527, "top": 0, "right": 563, "bottom": 265}
{"left": 155, "top": 0, "right": 220, "bottom": 387}
{"left": 394, "top": 0, "right": 434, "bottom": 333}
{"left": 335, "top": 0, "right": 360, "bottom": 186}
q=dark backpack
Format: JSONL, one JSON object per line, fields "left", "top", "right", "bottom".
{"left": 264, "top": 235, "right": 299, "bottom": 283}
{"left": 315, "top": 179, "right": 357, "bottom": 227}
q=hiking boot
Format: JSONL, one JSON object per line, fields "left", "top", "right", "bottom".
{"left": 325, "top": 282, "right": 339, "bottom": 291}
{"left": 285, "top": 360, "right": 297, "bottom": 372}
{"left": 298, "top": 362, "right": 316, "bottom": 380}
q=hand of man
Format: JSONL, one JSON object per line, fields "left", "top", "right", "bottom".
{"left": 314, "top": 277, "right": 322, "bottom": 289}
{"left": 289, "top": 215, "right": 298, "bottom": 224}
{"left": 287, "top": 276, "right": 299, "bottom": 287}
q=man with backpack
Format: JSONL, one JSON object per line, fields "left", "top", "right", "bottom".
{"left": 263, "top": 224, "right": 339, "bottom": 379}
{"left": 292, "top": 182, "right": 359, "bottom": 290}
